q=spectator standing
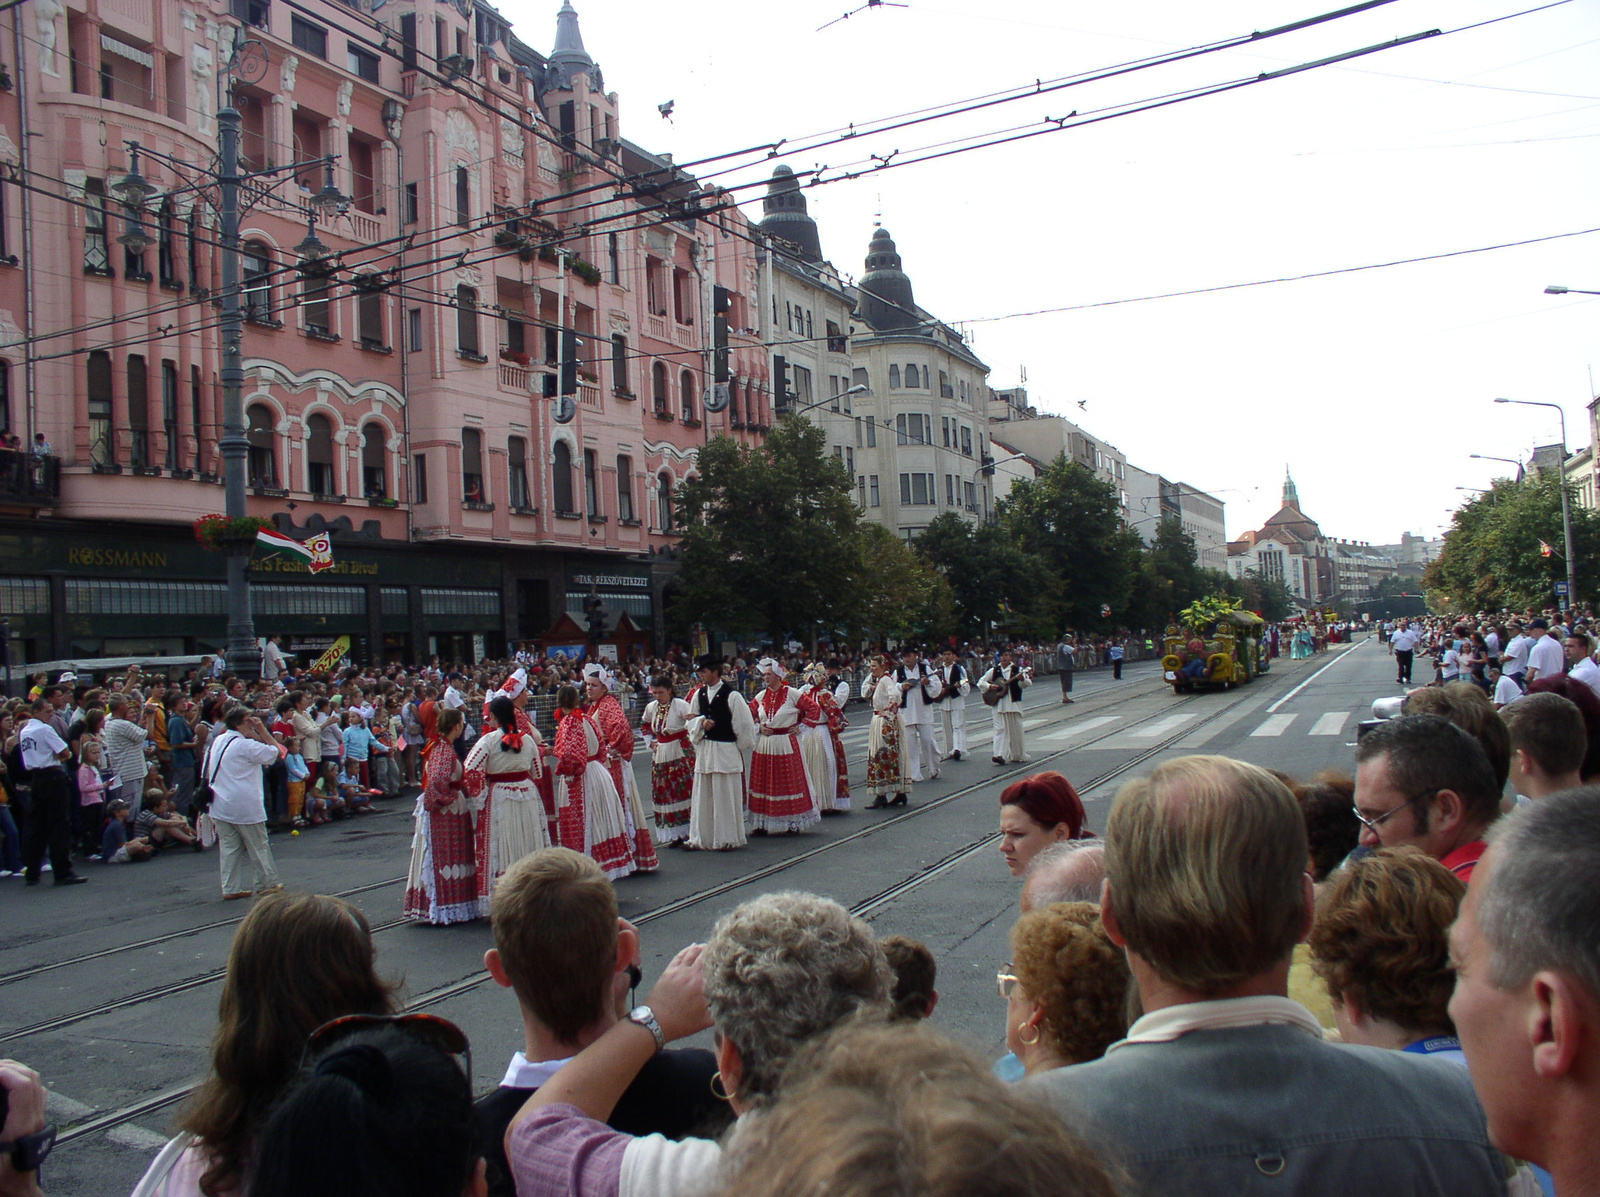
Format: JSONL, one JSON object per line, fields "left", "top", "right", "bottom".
{"left": 1108, "top": 638, "right": 1125, "bottom": 680}
{"left": 1502, "top": 693, "right": 1586, "bottom": 802}
{"left": 202, "top": 705, "right": 284, "bottom": 900}
{"left": 1524, "top": 619, "right": 1564, "bottom": 685}
{"left": 1391, "top": 620, "right": 1422, "bottom": 685}
{"left": 260, "top": 633, "right": 286, "bottom": 682}
{"left": 1565, "top": 631, "right": 1600, "bottom": 699}
{"left": 18, "top": 700, "right": 84, "bottom": 886}
{"left": 1448, "top": 788, "right": 1600, "bottom": 1197}
{"left": 1056, "top": 634, "right": 1077, "bottom": 704}
{"left": 1026, "top": 755, "right": 1507, "bottom": 1195}
{"left": 102, "top": 697, "right": 149, "bottom": 812}
{"left": 1002, "top": 902, "right": 1129, "bottom": 1076}
{"left": 166, "top": 695, "right": 197, "bottom": 816}
{"left": 1353, "top": 715, "right": 1503, "bottom": 881}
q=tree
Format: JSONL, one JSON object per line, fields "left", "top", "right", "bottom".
{"left": 1425, "top": 474, "right": 1600, "bottom": 611}
{"left": 913, "top": 512, "right": 1054, "bottom": 637}
{"left": 670, "top": 422, "right": 864, "bottom": 644}
{"left": 999, "top": 456, "right": 1142, "bottom": 630}
{"left": 854, "top": 524, "right": 954, "bottom": 643}
{"left": 1126, "top": 517, "right": 1203, "bottom": 629}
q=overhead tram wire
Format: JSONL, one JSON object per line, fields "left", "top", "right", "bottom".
{"left": 11, "top": 0, "right": 1558, "bottom": 358}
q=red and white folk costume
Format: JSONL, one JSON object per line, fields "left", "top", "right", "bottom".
{"left": 402, "top": 738, "right": 479, "bottom": 924}
{"left": 748, "top": 661, "right": 820, "bottom": 834}
{"left": 642, "top": 695, "right": 695, "bottom": 843}
{"left": 551, "top": 707, "right": 635, "bottom": 880}
{"left": 462, "top": 723, "right": 547, "bottom": 913}
{"left": 805, "top": 671, "right": 851, "bottom": 809}
{"left": 583, "top": 671, "right": 659, "bottom": 873}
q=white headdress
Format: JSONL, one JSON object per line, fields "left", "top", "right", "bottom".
{"left": 757, "top": 657, "right": 781, "bottom": 675}
{"left": 498, "top": 667, "right": 528, "bottom": 700}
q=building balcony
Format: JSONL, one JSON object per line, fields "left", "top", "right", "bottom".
{"left": 578, "top": 382, "right": 601, "bottom": 410}
{"left": 0, "top": 452, "right": 59, "bottom": 506}
{"left": 500, "top": 362, "right": 531, "bottom": 391}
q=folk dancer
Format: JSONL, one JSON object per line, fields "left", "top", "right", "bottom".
{"left": 483, "top": 667, "right": 557, "bottom": 840}
{"left": 863, "top": 654, "right": 912, "bottom": 808}
{"left": 583, "top": 664, "right": 659, "bottom": 872}
{"left": 935, "top": 646, "right": 971, "bottom": 762}
{"left": 549, "top": 684, "right": 635, "bottom": 880}
{"left": 805, "top": 664, "right": 851, "bottom": 811}
{"left": 981, "top": 650, "right": 1032, "bottom": 765}
{"left": 463, "top": 696, "right": 549, "bottom": 913}
{"left": 795, "top": 668, "right": 841, "bottom": 813}
{"left": 403, "top": 708, "right": 479, "bottom": 924}
{"left": 894, "top": 648, "right": 943, "bottom": 782}
{"left": 747, "top": 658, "right": 820, "bottom": 835}
{"left": 640, "top": 674, "right": 695, "bottom": 846}
{"left": 684, "top": 655, "right": 756, "bottom": 850}
{"left": 827, "top": 659, "right": 852, "bottom": 709}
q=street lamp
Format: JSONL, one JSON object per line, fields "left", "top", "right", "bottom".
{"left": 1469, "top": 453, "right": 1521, "bottom": 471}
{"left": 1545, "top": 285, "right": 1600, "bottom": 296}
{"left": 1495, "top": 397, "right": 1579, "bottom": 609}
{"left": 111, "top": 100, "right": 348, "bottom": 678}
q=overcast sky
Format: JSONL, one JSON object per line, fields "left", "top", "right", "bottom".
{"left": 499, "top": 0, "right": 1600, "bottom": 545}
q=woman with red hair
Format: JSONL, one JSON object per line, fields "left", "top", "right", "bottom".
{"left": 998, "top": 771, "right": 1090, "bottom": 877}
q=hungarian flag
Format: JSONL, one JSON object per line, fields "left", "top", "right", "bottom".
{"left": 255, "top": 528, "right": 315, "bottom": 566}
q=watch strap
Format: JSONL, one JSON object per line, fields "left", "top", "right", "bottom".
{"left": 627, "top": 1006, "right": 665, "bottom": 1053}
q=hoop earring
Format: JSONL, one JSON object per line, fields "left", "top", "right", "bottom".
{"left": 710, "top": 1070, "right": 732, "bottom": 1102}
{"left": 1017, "top": 1023, "right": 1041, "bottom": 1047}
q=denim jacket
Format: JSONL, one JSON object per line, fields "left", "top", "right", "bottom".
{"left": 1026, "top": 1021, "right": 1508, "bottom": 1196}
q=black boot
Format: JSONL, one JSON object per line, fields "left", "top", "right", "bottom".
{"left": 890, "top": 793, "right": 908, "bottom": 807}
{"left": 867, "top": 796, "right": 889, "bottom": 809}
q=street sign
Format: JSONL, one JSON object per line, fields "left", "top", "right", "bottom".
{"left": 1554, "top": 581, "right": 1570, "bottom": 597}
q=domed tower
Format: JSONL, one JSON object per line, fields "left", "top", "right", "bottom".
{"left": 546, "top": 1, "right": 602, "bottom": 91}
{"left": 858, "top": 226, "right": 917, "bottom": 333}
{"left": 758, "top": 166, "right": 823, "bottom": 264}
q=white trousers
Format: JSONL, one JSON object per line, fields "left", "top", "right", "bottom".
{"left": 938, "top": 704, "right": 967, "bottom": 757}
{"left": 905, "top": 719, "right": 940, "bottom": 781}
{"left": 991, "top": 711, "right": 1027, "bottom": 762}
{"left": 215, "top": 818, "right": 280, "bottom": 895}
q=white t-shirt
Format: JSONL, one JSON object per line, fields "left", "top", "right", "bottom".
{"left": 1390, "top": 628, "right": 1420, "bottom": 652}
{"left": 1569, "top": 656, "right": 1600, "bottom": 700}
{"left": 1502, "top": 634, "right": 1530, "bottom": 673}
{"left": 1527, "top": 634, "right": 1565, "bottom": 682}
{"left": 18, "top": 718, "right": 67, "bottom": 770}
{"left": 1492, "top": 674, "right": 1523, "bottom": 708}
{"left": 262, "top": 640, "right": 286, "bottom": 680}
{"left": 202, "top": 729, "right": 283, "bottom": 824}
{"left": 1440, "top": 648, "right": 1462, "bottom": 681}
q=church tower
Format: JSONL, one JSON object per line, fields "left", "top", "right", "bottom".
{"left": 1283, "top": 467, "right": 1300, "bottom": 510}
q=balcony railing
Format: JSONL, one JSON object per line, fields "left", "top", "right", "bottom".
{"left": 578, "top": 382, "right": 601, "bottom": 409}
{"left": 0, "top": 451, "right": 60, "bottom": 506}
{"left": 500, "top": 362, "right": 530, "bottom": 391}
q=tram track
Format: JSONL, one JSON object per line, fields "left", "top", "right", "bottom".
{"left": 46, "top": 667, "right": 1284, "bottom": 1147}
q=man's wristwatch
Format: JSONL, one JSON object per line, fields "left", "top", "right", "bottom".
{"left": 627, "top": 1005, "right": 665, "bottom": 1053}
{"left": 0, "top": 1125, "right": 56, "bottom": 1173}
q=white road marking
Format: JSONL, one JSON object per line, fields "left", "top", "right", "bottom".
{"left": 1092, "top": 712, "right": 1198, "bottom": 748}
{"left": 1250, "top": 713, "right": 1296, "bottom": 737}
{"left": 1038, "top": 716, "right": 1120, "bottom": 742}
{"left": 1266, "top": 641, "right": 1364, "bottom": 713}
{"left": 47, "top": 1088, "right": 168, "bottom": 1152}
{"left": 1309, "top": 711, "right": 1349, "bottom": 737}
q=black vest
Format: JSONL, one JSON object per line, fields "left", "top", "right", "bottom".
{"left": 934, "top": 662, "right": 963, "bottom": 702}
{"left": 696, "top": 683, "right": 737, "bottom": 742}
{"left": 895, "top": 663, "right": 934, "bottom": 704}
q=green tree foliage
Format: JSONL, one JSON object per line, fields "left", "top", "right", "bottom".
{"left": 855, "top": 523, "right": 955, "bottom": 641}
{"left": 913, "top": 512, "right": 1055, "bottom": 636}
{"left": 1126, "top": 517, "right": 1205, "bottom": 629}
{"left": 999, "top": 456, "right": 1142, "bottom": 629}
{"left": 671, "top": 423, "right": 865, "bottom": 643}
{"left": 1425, "top": 474, "right": 1600, "bottom": 611}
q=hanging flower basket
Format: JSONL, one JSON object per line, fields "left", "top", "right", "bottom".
{"left": 195, "top": 513, "right": 273, "bottom": 552}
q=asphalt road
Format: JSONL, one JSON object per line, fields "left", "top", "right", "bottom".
{"left": 3, "top": 636, "right": 1393, "bottom": 1195}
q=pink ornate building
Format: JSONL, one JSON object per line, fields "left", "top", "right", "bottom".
{"left": 0, "top": 0, "right": 768, "bottom": 666}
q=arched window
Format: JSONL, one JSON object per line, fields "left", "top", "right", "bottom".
{"left": 247, "top": 404, "right": 277, "bottom": 487}
{"left": 306, "top": 413, "right": 335, "bottom": 495}
{"left": 651, "top": 361, "right": 668, "bottom": 414}
{"left": 657, "top": 471, "right": 674, "bottom": 532}
{"left": 552, "top": 440, "right": 575, "bottom": 514}
{"left": 680, "top": 369, "right": 696, "bottom": 421}
{"left": 905, "top": 364, "right": 920, "bottom": 388}
{"left": 361, "top": 423, "right": 386, "bottom": 498}
{"left": 727, "top": 381, "right": 741, "bottom": 425}
{"left": 888, "top": 364, "right": 901, "bottom": 389}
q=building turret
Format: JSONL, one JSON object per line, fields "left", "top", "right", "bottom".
{"left": 759, "top": 166, "right": 823, "bottom": 264}
{"left": 546, "top": 1, "right": 602, "bottom": 92}
{"left": 858, "top": 226, "right": 917, "bottom": 333}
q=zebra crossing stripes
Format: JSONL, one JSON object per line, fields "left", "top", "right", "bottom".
{"left": 1037, "top": 716, "right": 1120, "bottom": 743}
{"left": 1249, "top": 714, "right": 1297, "bottom": 738}
{"left": 1308, "top": 711, "right": 1349, "bottom": 737}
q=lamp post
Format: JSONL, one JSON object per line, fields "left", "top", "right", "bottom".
{"left": 1494, "top": 397, "right": 1579, "bottom": 609}
{"left": 1545, "top": 285, "right": 1600, "bottom": 296}
{"left": 1468, "top": 452, "right": 1522, "bottom": 474}
{"left": 113, "top": 115, "right": 347, "bottom": 678}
